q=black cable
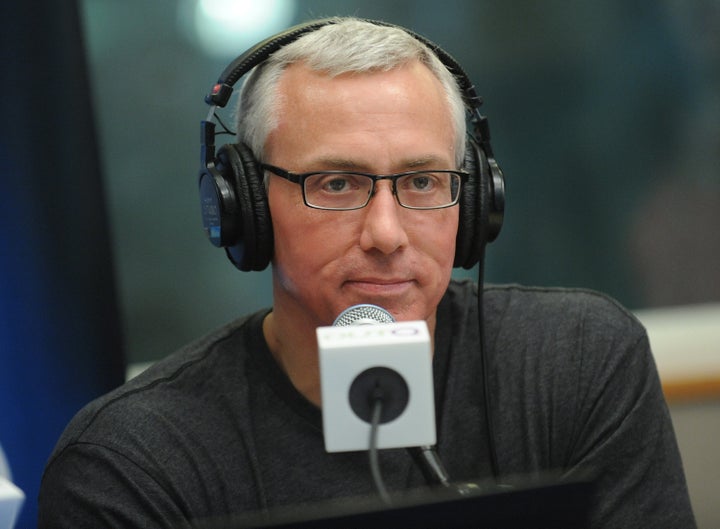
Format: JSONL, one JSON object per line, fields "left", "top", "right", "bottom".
{"left": 212, "top": 111, "right": 236, "bottom": 136}
{"left": 369, "top": 398, "right": 392, "bottom": 505}
{"left": 477, "top": 245, "right": 500, "bottom": 480}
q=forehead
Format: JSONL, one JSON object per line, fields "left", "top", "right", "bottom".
{"left": 265, "top": 61, "right": 457, "bottom": 170}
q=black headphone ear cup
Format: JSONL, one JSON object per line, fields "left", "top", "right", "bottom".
{"left": 217, "top": 143, "right": 273, "bottom": 271}
{"left": 485, "top": 154, "right": 505, "bottom": 244}
{"left": 455, "top": 136, "right": 505, "bottom": 269}
{"left": 455, "top": 137, "right": 485, "bottom": 268}
{"left": 198, "top": 158, "right": 239, "bottom": 249}
{"left": 234, "top": 143, "right": 274, "bottom": 269}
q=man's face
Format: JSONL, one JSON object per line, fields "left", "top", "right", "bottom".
{"left": 264, "top": 60, "right": 459, "bottom": 330}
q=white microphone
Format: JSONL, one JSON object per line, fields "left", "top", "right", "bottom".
{"left": 317, "top": 304, "right": 436, "bottom": 453}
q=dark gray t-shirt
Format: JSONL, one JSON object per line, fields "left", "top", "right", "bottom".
{"left": 38, "top": 281, "right": 696, "bottom": 528}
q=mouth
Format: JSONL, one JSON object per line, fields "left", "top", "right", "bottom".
{"left": 343, "top": 278, "right": 415, "bottom": 296}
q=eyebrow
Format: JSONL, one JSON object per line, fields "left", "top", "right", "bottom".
{"left": 307, "top": 155, "right": 450, "bottom": 172}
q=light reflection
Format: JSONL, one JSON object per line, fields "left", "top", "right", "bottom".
{"left": 178, "top": 0, "right": 297, "bottom": 58}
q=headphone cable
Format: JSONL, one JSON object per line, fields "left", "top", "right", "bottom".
{"left": 477, "top": 245, "right": 500, "bottom": 480}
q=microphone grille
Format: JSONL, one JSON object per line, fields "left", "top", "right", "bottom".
{"left": 333, "top": 304, "right": 395, "bottom": 326}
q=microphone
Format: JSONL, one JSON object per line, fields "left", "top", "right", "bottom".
{"left": 318, "top": 304, "right": 450, "bottom": 487}
{"left": 332, "top": 305, "right": 410, "bottom": 432}
{"left": 333, "top": 304, "right": 395, "bottom": 326}
{"left": 318, "top": 303, "right": 435, "bottom": 451}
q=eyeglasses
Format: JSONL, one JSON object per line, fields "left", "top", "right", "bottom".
{"left": 262, "top": 164, "right": 468, "bottom": 211}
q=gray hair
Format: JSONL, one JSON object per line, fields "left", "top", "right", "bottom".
{"left": 235, "top": 18, "right": 467, "bottom": 167}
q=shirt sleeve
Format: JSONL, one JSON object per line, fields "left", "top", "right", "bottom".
{"left": 38, "top": 442, "right": 192, "bottom": 529}
{"left": 564, "top": 330, "right": 696, "bottom": 528}
{"left": 488, "top": 287, "right": 697, "bottom": 529}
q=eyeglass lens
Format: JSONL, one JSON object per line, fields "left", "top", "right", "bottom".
{"left": 303, "top": 171, "right": 461, "bottom": 210}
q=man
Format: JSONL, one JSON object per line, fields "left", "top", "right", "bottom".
{"left": 38, "top": 18, "right": 695, "bottom": 528}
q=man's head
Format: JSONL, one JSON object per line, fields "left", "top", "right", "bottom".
{"left": 230, "top": 18, "right": 466, "bottom": 331}
{"left": 199, "top": 17, "right": 506, "bottom": 275}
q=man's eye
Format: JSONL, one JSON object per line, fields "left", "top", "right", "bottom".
{"left": 313, "top": 174, "right": 367, "bottom": 194}
{"left": 401, "top": 173, "right": 441, "bottom": 192}
{"left": 410, "top": 175, "right": 432, "bottom": 190}
{"left": 323, "top": 177, "right": 351, "bottom": 192}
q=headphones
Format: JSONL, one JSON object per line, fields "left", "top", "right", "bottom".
{"left": 198, "top": 18, "right": 505, "bottom": 272}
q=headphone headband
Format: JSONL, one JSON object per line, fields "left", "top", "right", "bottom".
{"left": 204, "top": 18, "right": 484, "bottom": 114}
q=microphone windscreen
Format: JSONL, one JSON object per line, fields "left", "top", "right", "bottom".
{"left": 333, "top": 304, "right": 395, "bottom": 326}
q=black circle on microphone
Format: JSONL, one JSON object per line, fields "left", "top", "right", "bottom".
{"left": 348, "top": 367, "right": 409, "bottom": 424}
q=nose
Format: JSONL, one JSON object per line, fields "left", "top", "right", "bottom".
{"left": 358, "top": 181, "right": 409, "bottom": 255}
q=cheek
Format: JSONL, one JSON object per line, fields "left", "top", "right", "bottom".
{"left": 413, "top": 211, "right": 458, "bottom": 264}
{"left": 273, "top": 222, "right": 338, "bottom": 270}
{"left": 269, "top": 193, "right": 352, "bottom": 276}
{"left": 424, "top": 213, "right": 459, "bottom": 300}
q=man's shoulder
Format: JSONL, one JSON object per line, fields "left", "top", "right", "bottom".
{"left": 48, "top": 311, "right": 267, "bottom": 461}
{"left": 445, "top": 279, "right": 647, "bottom": 352}
{"left": 483, "top": 283, "right": 643, "bottom": 333}
{"left": 475, "top": 283, "right": 651, "bottom": 388}
{"left": 449, "top": 279, "right": 638, "bottom": 319}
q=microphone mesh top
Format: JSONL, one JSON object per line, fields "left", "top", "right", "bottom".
{"left": 333, "top": 304, "right": 395, "bottom": 326}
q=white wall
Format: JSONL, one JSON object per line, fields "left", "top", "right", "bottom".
{"left": 637, "top": 303, "right": 720, "bottom": 529}
{"left": 669, "top": 401, "right": 720, "bottom": 529}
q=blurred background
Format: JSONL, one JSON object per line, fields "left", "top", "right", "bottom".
{"left": 1, "top": 0, "right": 718, "bottom": 527}
{"left": 83, "top": 0, "right": 720, "bottom": 364}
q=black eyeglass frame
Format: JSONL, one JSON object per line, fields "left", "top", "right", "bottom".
{"left": 261, "top": 163, "right": 468, "bottom": 211}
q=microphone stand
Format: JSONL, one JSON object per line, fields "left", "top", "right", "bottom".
{"left": 408, "top": 445, "right": 451, "bottom": 488}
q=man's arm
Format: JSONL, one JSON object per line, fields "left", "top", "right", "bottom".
{"left": 487, "top": 287, "right": 696, "bottom": 529}
{"left": 568, "top": 332, "right": 695, "bottom": 527}
{"left": 38, "top": 442, "right": 190, "bottom": 529}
